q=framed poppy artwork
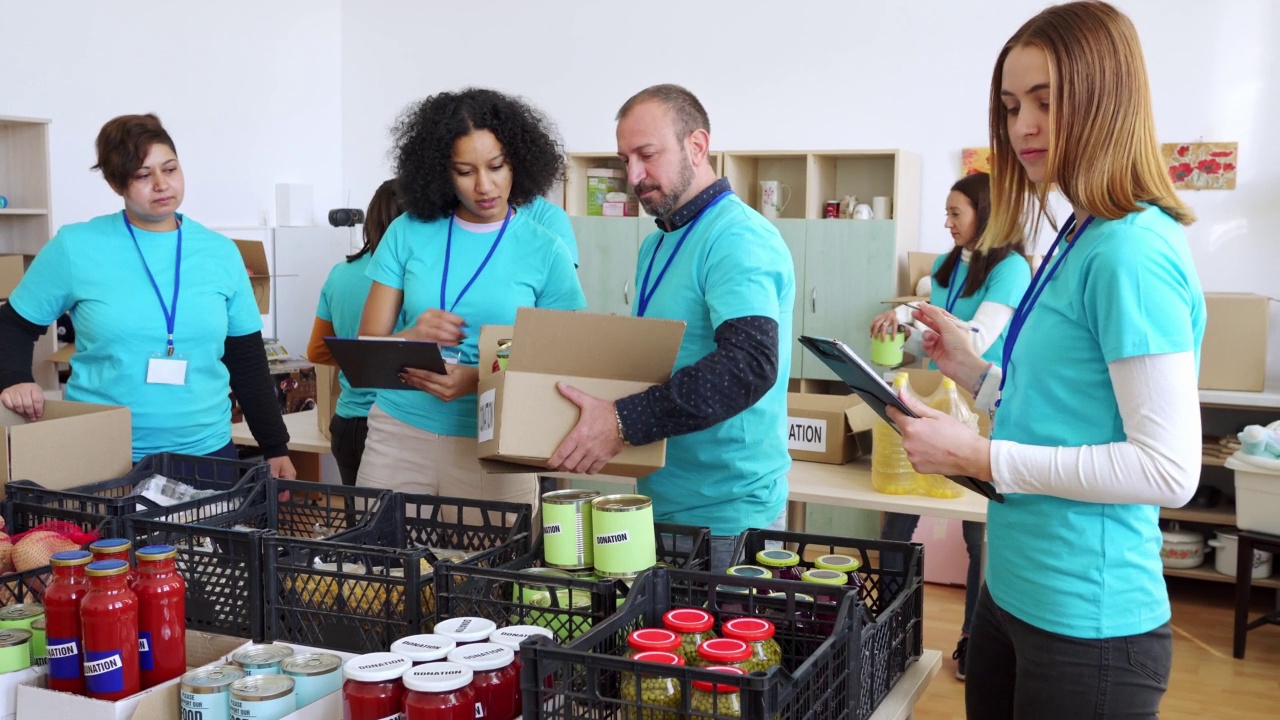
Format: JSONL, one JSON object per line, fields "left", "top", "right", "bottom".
{"left": 1163, "top": 142, "right": 1237, "bottom": 190}
{"left": 961, "top": 147, "right": 991, "bottom": 177}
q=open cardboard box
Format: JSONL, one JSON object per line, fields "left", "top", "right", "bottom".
{"left": 1200, "top": 292, "right": 1274, "bottom": 392}
{"left": 0, "top": 400, "right": 132, "bottom": 497}
{"left": 232, "top": 239, "right": 274, "bottom": 314}
{"left": 786, "top": 392, "right": 878, "bottom": 464}
{"left": 476, "top": 308, "right": 685, "bottom": 477}
{"left": 315, "top": 364, "right": 341, "bottom": 440}
{"left": 0, "top": 255, "right": 25, "bottom": 299}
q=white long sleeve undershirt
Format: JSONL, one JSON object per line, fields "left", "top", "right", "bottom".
{"left": 980, "top": 352, "right": 1201, "bottom": 507}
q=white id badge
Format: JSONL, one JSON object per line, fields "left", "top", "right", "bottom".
{"left": 146, "top": 355, "right": 188, "bottom": 385}
{"left": 441, "top": 347, "right": 461, "bottom": 366}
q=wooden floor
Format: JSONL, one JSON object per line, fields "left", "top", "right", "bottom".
{"left": 910, "top": 577, "right": 1280, "bottom": 719}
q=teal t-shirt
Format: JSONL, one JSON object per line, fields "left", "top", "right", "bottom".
{"left": 631, "top": 193, "right": 795, "bottom": 537}
{"left": 989, "top": 206, "right": 1206, "bottom": 639}
{"left": 930, "top": 252, "right": 1031, "bottom": 364}
{"left": 521, "top": 197, "right": 578, "bottom": 267}
{"left": 10, "top": 212, "right": 263, "bottom": 460}
{"left": 366, "top": 210, "right": 586, "bottom": 437}
{"left": 316, "top": 254, "right": 377, "bottom": 419}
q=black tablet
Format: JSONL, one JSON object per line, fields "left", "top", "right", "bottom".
{"left": 324, "top": 337, "right": 448, "bottom": 389}
{"left": 799, "top": 335, "right": 1005, "bottom": 503}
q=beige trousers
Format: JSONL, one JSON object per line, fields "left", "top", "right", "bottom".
{"left": 356, "top": 404, "right": 539, "bottom": 529}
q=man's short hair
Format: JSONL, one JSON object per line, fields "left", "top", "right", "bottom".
{"left": 616, "top": 84, "right": 710, "bottom": 141}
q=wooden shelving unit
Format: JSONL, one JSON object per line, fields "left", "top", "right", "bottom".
{"left": 0, "top": 115, "right": 57, "bottom": 389}
{"left": 1164, "top": 563, "right": 1280, "bottom": 591}
{"left": 562, "top": 152, "right": 724, "bottom": 217}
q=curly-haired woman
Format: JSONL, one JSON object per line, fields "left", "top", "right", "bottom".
{"left": 356, "top": 88, "right": 586, "bottom": 506}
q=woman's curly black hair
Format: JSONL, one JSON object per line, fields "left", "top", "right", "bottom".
{"left": 391, "top": 88, "right": 566, "bottom": 222}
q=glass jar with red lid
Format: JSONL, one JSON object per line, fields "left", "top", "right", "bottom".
{"left": 44, "top": 550, "right": 92, "bottom": 694}
{"left": 135, "top": 544, "right": 186, "bottom": 689}
{"left": 720, "top": 617, "right": 781, "bottom": 674}
{"left": 690, "top": 666, "right": 745, "bottom": 717}
{"left": 446, "top": 642, "right": 519, "bottom": 720}
{"left": 692, "top": 638, "right": 752, "bottom": 672}
{"left": 342, "top": 652, "right": 411, "bottom": 720}
{"left": 661, "top": 608, "right": 717, "bottom": 667}
{"left": 624, "top": 628, "right": 681, "bottom": 660}
{"left": 88, "top": 538, "right": 136, "bottom": 587}
{"left": 80, "top": 559, "right": 140, "bottom": 701}
{"left": 620, "top": 650, "right": 683, "bottom": 719}
{"left": 403, "top": 661, "right": 477, "bottom": 720}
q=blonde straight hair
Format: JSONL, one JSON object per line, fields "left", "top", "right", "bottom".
{"left": 981, "top": 1, "right": 1194, "bottom": 251}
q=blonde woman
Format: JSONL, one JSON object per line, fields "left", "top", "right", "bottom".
{"left": 889, "top": 2, "right": 1205, "bottom": 717}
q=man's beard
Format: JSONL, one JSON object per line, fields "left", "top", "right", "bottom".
{"left": 635, "top": 156, "right": 695, "bottom": 219}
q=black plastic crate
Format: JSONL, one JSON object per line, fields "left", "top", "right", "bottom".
{"left": 433, "top": 522, "right": 712, "bottom": 643}
{"left": 263, "top": 492, "right": 532, "bottom": 654}
{"left": 734, "top": 529, "right": 925, "bottom": 719}
{"left": 5, "top": 452, "right": 269, "bottom": 532}
{"left": 125, "top": 477, "right": 390, "bottom": 639}
{"left": 520, "top": 566, "right": 874, "bottom": 720}
{"left": 0, "top": 499, "right": 124, "bottom": 606}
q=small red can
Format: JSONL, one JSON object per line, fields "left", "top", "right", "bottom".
{"left": 824, "top": 200, "right": 840, "bottom": 218}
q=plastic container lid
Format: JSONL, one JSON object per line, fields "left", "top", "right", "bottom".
{"left": 343, "top": 652, "right": 412, "bottom": 683}
{"left": 696, "top": 638, "right": 751, "bottom": 664}
{"left": 662, "top": 608, "right": 714, "bottom": 633}
{"left": 390, "top": 634, "right": 456, "bottom": 663}
{"left": 50, "top": 550, "right": 93, "bottom": 567}
{"left": 755, "top": 549, "right": 800, "bottom": 568}
{"left": 489, "top": 625, "right": 554, "bottom": 653}
{"left": 725, "top": 565, "right": 771, "bottom": 578}
{"left": 813, "top": 554, "right": 861, "bottom": 573}
{"left": 632, "top": 651, "right": 684, "bottom": 666}
{"left": 403, "top": 662, "right": 474, "bottom": 693}
{"left": 136, "top": 545, "right": 178, "bottom": 561}
{"left": 447, "top": 643, "right": 515, "bottom": 672}
{"left": 85, "top": 559, "right": 130, "bottom": 577}
{"left": 434, "top": 616, "right": 498, "bottom": 644}
{"left": 626, "top": 628, "right": 682, "bottom": 653}
{"left": 692, "top": 665, "right": 746, "bottom": 693}
{"left": 721, "top": 617, "right": 776, "bottom": 642}
{"left": 801, "top": 569, "right": 848, "bottom": 586}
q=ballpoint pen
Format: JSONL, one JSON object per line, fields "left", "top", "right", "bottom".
{"left": 903, "top": 302, "right": 981, "bottom": 333}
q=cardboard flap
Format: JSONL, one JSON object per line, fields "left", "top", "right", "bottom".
{"left": 47, "top": 343, "right": 75, "bottom": 363}
{"left": 479, "top": 324, "right": 515, "bottom": 380}
{"left": 509, "top": 308, "right": 685, "bottom": 383}
{"left": 232, "top": 238, "right": 271, "bottom": 275}
{"left": 787, "top": 392, "right": 860, "bottom": 414}
{"left": 845, "top": 401, "right": 879, "bottom": 432}
{"left": 3, "top": 400, "right": 132, "bottom": 490}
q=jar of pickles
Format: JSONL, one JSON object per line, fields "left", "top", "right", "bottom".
{"left": 693, "top": 638, "right": 752, "bottom": 672}
{"left": 813, "top": 554, "right": 865, "bottom": 599}
{"left": 800, "top": 569, "right": 847, "bottom": 635}
{"left": 724, "top": 565, "right": 771, "bottom": 581}
{"left": 660, "top": 608, "right": 716, "bottom": 667}
{"left": 690, "top": 666, "right": 744, "bottom": 718}
{"left": 755, "top": 549, "right": 803, "bottom": 581}
{"left": 763, "top": 591, "right": 816, "bottom": 635}
{"left": 712, "top": 585, "right": 754, "bottom": 620}
{"left": 720, "top": 617, "right": 781, "bottom": 674}
{"left": 624, "top": 628, "right": 681, "bottom": 659}
{"left": 620, "top": 650, "right": 683, "bottom": 720}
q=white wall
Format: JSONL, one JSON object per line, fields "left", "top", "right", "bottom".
{"left": 340, "top": 0, "right": 1280, "bottom": 297}
{"left": 1, "top": 0, "right": 345, "bottom": 229}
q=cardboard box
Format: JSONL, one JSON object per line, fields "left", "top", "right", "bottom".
{"left": 476, "top": 308, "right": 685, "bottom": 477}
{"left": 1201, "top": 292, "right": 1272, "bottom": 392}
{"left": 586, "top": 169, "right": 625, "bottom": 217}
{"left": 315, "top": 363, "right": 341, "bottom": 440}
{"left": 786, "top": 392, "right": 877, "bottom": 464}
{"left": 47, "top": 343, "right": 75, "bottom": 364}
{"left": 14, "top": 631, "right": 245, "bottom": 720}
{"left": 0, "top": 255, "right": 24, "bottom": 299}
{"left": 602, "top": 198, "right": 639, "bottom": 217}
{"left": 0, "top": 400, "right": 132, "bottom": 496}
{"left": 1, "top": 667, "right": 43, "bottom": 720}
{"left": 232, "top": 238, "right": 273, "bottom": 314}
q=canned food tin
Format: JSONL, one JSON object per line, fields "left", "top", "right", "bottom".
{"left": 280, "top": 653, "right": 343, "bottom": 708}
{"left": 824, "top": 200, "right": 841, "bottom": 218}
{"left": 542, "top": 489, "right": 599, "bottom": 569}
{"left": 0, "top": 603, "right": 45, "bottom": 632}
{"left": 229, "top": 674, "right": 296, "bottom": 720}
{"left": 513, "top": 567, "right": 575, "bottom": 606}
{"left": 590, "top": 494, "right": 656, "bottom": 579}
{"left": 28, "top": 618, "right": 46, "bottom": 666}
{"left": 182, "top": 665, "right": 246, "bottom": 720}
{"left": 0, "top": 629, "right": 32, "bottom": 673}
{"left": 495, "top": 338, "right": 512, "bottom": 372}
{"left": 231, "top": 644, "right": 295, "bottom": 676}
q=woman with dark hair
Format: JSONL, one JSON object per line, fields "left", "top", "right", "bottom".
{"left": 355, "top": 88, "right": 585, "bottom": 505}
{"left": 0, "top": 113, "right": 294, "bottom": 476}
{"left": 869, "top": 170, "right": 1029, "bottom": 682}
{"left": 306, "top": 178, "right": 403, "bottom": 486}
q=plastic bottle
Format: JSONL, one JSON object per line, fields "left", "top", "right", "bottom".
{"left": 871, "top": 373, "right": 922, "bottom": 494}
{"left": 914, "top": 378, "right": 980, "bottom": 498}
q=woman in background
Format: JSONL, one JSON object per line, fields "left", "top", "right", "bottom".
{"left": 868, "top": 170, "right": 1030, "bottom": 681}
{"left": 306, "top": 179, "right": 402, "bottom": 486}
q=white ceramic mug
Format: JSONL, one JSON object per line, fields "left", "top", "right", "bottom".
{"left": 872, "top": 196, "right": 891, "bottom": 220}
{"left": 759, "top": 180, "right": 791, "bottom": 219}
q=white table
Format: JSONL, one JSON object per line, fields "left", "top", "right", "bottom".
{"left": 869, "top": 649, "right": 942, "bottom": 720}
{"left": 231, "top": 408, "right": 331, "bottom": 454}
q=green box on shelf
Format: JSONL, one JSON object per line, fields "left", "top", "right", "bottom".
{"left": 586, "top": 169, "right": 625, "bottom": 216}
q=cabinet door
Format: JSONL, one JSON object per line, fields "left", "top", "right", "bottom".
{"left": 571, "top": 217, "right": 641, "bottom": 316}
{"left": 771, "top": 219, "right": 807, "bottom": 379}
{"left": 801, "top": 220, "right": 897, "bottom": 380}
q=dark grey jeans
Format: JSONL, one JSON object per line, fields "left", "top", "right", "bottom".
{"left": 966, "top": 585, "right": 1172, "bottom": 719}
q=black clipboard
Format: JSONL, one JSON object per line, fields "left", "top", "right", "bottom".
{"left": 323, "top": 337, "right": 448, "bottom": 389}
{"left": 799, "top": 335, "right": 1005, "bottom": 503}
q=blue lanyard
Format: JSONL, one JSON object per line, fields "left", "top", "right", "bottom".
{"left": 944, "top": 262, "right": 965, "bottom": 313}
{"left": 123, "top": 211, "right": 182, "bottom": 356}
{"left": 637, "top": 191, "right": 732, "bottom": 317}
{"left": 996, "top": 213, "right": 1095, "bottom": 405}
{"left": 441, "top": 208, "right": 511, "bottom": 313}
